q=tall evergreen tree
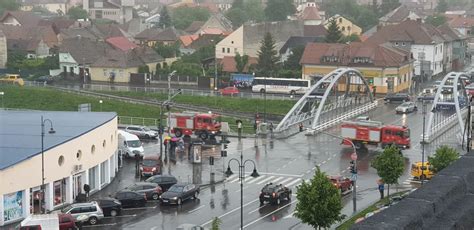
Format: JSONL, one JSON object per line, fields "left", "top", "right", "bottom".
{"left": 325, "top": 18, "right": 343, "bottom": 43}
{"left": 235, "top": 53, "right": 249, "bottom": 73}
{"left": 257, "top": 32, "right": 279, "bottom": 77}
{"left": 159, "top": 6, "right": 172, "bottom": 29}
{"left": 264, "top": 0, "right": 296, "bottom": 21}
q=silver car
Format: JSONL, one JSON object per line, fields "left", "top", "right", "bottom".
{"left": 125, "top": 126, "right": 158, "bottom": 139}
{"left": 60, "top": 201, "right": 104, "bottom": 225}
{"left": 395, "top": 102, "right": 417, "bottom": 114}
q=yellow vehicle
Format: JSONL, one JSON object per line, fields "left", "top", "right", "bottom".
{"left": 411, "top": 161, "right": 435, "bottom": 180}
{"left": 0, "top": 74, "right": 24, "bottom": 86}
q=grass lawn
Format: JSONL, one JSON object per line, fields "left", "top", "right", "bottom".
{"left": 336, "top": 190, "right": 411, "bottom": 230}
{"left": 94, "top": 90, "right": 296, "bottom": 116}
{"left": 0, "top": 86, "right": 256, "bottom": 133}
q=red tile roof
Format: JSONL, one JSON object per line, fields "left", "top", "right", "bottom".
{"left": 300, "top": 6, "right": 321, "bottom": 20}
{"left": 365, "top": 20, "right": 445, "bottom": 45}
{"left": 220, "top": 56, "right": 258, "bottom": 73}
{"left": 0, "top": 11, "right": 41, "bottom": 26}
{"left": 106, "top": 36, "right": 138, "bottom": 51}
{"left": 448, "top": 17, "right": 474, "bottom": 28}
{"left": 180, "top": 34, "right": 199, "bottom": 47}
{"left": 300, "top": 42, "right": 412, "bottom": 68}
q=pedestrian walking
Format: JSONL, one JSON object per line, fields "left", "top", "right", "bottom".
{"left": 134, "top": 152, "right": 141, "bottom": 176}
{"left": 378, "top": 180, "right": 385, "bottom": 199}
{"left": 299, "top": 123, "right": 304, "bottom": 132}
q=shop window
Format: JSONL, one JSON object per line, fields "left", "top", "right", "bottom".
{"left": 91, "top": 145, "right": 96, "bottom": 154}
{"left": 54, "top": 179, "right": 66, "bottom": 206}
{"left": 89, "top": 167, "right": 96, "bottom": 190}
{"left": 76, "top": 150, "right": 82, "bottom": 160}
{"left": 58, "top": 155, "right": 64, "bottom": 166}
{"left": 100, "top": 161, "right": 107, "bottom": 185}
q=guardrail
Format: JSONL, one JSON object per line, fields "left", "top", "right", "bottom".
{"left": 422, "top": 108, "right": 467, "bottom": 143}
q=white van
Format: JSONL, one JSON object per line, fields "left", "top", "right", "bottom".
{"left": 118, "top": 130, "right": 144, "bottom": 158}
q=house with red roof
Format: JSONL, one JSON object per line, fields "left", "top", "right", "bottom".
{"left": 106, "top": 36, "right": 138, "bottom": 51}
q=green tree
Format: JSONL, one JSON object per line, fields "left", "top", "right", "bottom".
{"left": 371, "top": 145, "right": 404, "bottom": 197}
{"left": 425, "top": 14, "right": 447, "bottom": 26}
{"left": 436, "top": 0, "right": 448, "bottom": 13}
{"left": 171, "top": 6, "right": 210, "bottom": 30}
{"left": 154, "top": 42, "right": 180, "bottom": 58}
{"left": 159, "top": 6, "right": 172, "bottom": 29}
{"left": 211, "top": 217, "right": 221, "bottom": 230}
{"left": 257, "top": 32, "right": 279, "bottom": 77}
{"left": 264, "top": 0, "right": 295, "bottom": 21}
{"left": 244, "top": 0, "right": 264, "bottom": 23}
{"left": 225, "top": 8, "right": 247, "bottom": 28}
{"left": 67, "top": 6, "right": 88, "bottom": 20}
{"left": 138, "top": 65, "right": 150, "bottom": 73}
{"left": 428, "top": 145, "right": 459, "bottom": 172}
{"left": 325, "top": 18, "right": 343, "bottom": 43}
{"left": 322, "top": 0, "right": 378, "bottom": 31}
{"left": 231, "top": 0, "right": 244, "bottom": 9}
{"left": 294, "top": 168, "right": 344, "bottom": 229}
{"left": 171, "top": 60, "right": 203, "bottom": 76}
{"left": 285, "top": 45, "right": 305, "bottom": 70}
{"left": 234, "top": 53, "right": 249, "bottom": 73}
{"left": 0, "top": 0, "right": 20, "bottom": 16}
{"left": 379, "top": 0, "right": 400, "bottom": 16}
{"left": 340, "top": 34, "right": 361, "bottom": 43}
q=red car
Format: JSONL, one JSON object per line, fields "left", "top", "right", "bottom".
{"left": 219, "top": 87, "right": 240, "bottom": 96}
{"left": 140, "top": 155, "right": 161, "bottom": 177}
{"left": 328, "top": 176, "right": 352, "bottom": 193}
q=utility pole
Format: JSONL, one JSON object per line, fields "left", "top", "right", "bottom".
{"left": 421, "top": 101, "right": 426, "bottom": 184}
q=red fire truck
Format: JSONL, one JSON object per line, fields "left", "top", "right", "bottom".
{"left": 341, "top": 119, "right": 410, "bottom": 150}
{"left": 169, "top": 112, "right": 221, "bottom": 139}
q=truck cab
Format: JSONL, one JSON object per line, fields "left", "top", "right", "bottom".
{"left": 381, "top": 125, "right": 410, "bottom": 149}
{"left": 170, "top": 112, "right": 221, "bottom": 139}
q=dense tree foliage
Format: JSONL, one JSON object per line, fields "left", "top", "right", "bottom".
{"left": 67, "top": 6, "right": 88, "bottom": 20}
{"left": 428, "top": 145, "right": 459, "bottom": 172}
{"left": 154, "top": 42, "right": 180, "bottom": 58}
{"left": 436, "top": 0, "right": 448, "bottom": 13}
{"left": 159, "top": 6, "right": 172, "bottom": 29}
{"left": 226, "top": 0, "right": 264, "bottom": 28}
{"left": 379, "top": 0, "right": 401, "bottom": 16}
{"left": 0, "top": 0, "right": 20, "bottom": 16}
{"left": 7, "top": 51, "right": 59, "bottom": 77}
{"left": 264, "top": 0, "right": 295, "bottom": 21}
{"left": 294, "top": 168, "right": 344, "bottom": 229}
{"left": 171, "top": 7, "right": 210, "bottom": 30}
{"left": 325, "top": 18, "right": 343, "bottom": 43}
{"left": 322, "top": 0, "right": 379, "bottom": 31}
{"left": 285, "top": 45, "right": 305, "bottom": 71}
{"left": 371, "top": 145, "right": 404, "bottom": 197}
{"left": 257, "top": 32, "right": 279, "bottom": 77}
{"left": 425, "top": 14, "right": 447, "bottom": 26}
{"left": 234, "top": 53, "right": 249, "bottom": 73}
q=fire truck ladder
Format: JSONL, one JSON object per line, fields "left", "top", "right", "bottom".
{"left": 275, "top": 68, "right": 377, "bottom": 137}
{"left": 424, "top": 72, "right": 469, "bottom": 144}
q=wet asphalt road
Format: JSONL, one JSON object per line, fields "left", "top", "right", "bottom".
{"left": 83, "top": 99, "right": 464, "bottom": 230}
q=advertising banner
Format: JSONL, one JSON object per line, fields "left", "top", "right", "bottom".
{"left": 193, "top": 143, "right": 202, "bottom": 163}
{"left": 3, "top": 191, "right": 23, "bottom": 222}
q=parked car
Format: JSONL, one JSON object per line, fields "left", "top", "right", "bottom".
{"left": 35, "top": 75, "right": 54, "bottom": 84}
{"left": 140, "top": 155, "right": 162, "bottom": 177}
{"left": 328, "top": 176, "right": 352, "bottom": 193}
{"left": 124, "top": 182, "right": 162, "bottom": 200}
{"left": 145, "top": 174, "right": 178, "bottom": 192}
{"left": 60, "top": 201, "right": 104, "bottom": 225}
{"left": 384, "top": 93, "right": 411, "bottom": 103}
{"left": 20, "top": 213, "right": 76, "bottom": 230}
{"left": 411, "top": 161, "right": 435, "bottom": 180}
{"left": 95, "top": 198, "right": 122, "bottom": 217}
{"left": 114, "top": 190, "right": 147, "bottom": 208}
{"left": 125, "top": 126, "right": 158, "bottom": 139}
{"left": 177, "top": 224, "right": 207, "bottom": 230}
{"left": 259, "top": 183, "right": 292, "bottom": 205}
{"left": 395, "top": 102, "right": 417, "bottom": 114}
{"left": 219, "top": 86, "right": 240, "bottom": 96}
{"left": 118, "top": 130, "right": 144, "bottom": 158}
{"left": 417, "top": 87, "right": 437, "bottom": 101}
{"left": 160, "top": 183, "right": 200, "bottom": 205}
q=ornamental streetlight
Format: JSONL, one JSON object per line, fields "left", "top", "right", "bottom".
{"left": 0, "top": 91, "right": 4, "bottom": 109}
{"left": 421, "top": 100, "right": 427, "bottom": 185}
{"left": 40, "top": 116, "right": 55, "bottom": 214}
{"left": 99, "top": 100, "right": 103, "bottom": 112}
{"left": 225, "top": 151, "right": 259, "bottom": 229}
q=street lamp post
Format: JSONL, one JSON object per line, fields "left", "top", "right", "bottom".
{"left": 40, "top": 116, "right": 55, "bottom": 214}
{"left": 0, "top": 91, "right": 4, "bottom": 109}
{"left": 225, "top": 152, "right": 259, "bottom": 229}
{"left": 99, "top": 100, "right": 103, "bottom": 112}
{"left": 159, "top": 85, "right": 181, "bottom": 161}
{"left": 421, "top": 101, "right": 427, "bottom": 185}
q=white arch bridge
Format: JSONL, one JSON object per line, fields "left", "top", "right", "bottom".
{"left": 275, "top": 68, "right": 378, "bottom": 136}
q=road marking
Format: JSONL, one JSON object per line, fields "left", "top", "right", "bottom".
{"left": 242, "top": 200, "right": 297, "bottom": 228}
{"left": 285, "top": 178, "right": 302, "bottom": 187}
{"left": 256, "top": 176, "right": 275, "bottom": 185}
{"left": 188, "top": 205, "right": 205, "bottom": 213}
{"left": 305, "top": 169, "right": 311, "bottom": 174}
{"left": 271, "top": 177, "right": 285, "bottom": 184}
{"left": 245, "top": 176, "right": 261, "bottom": 183}
{"left": 317, "top": 163, "right": 321, "bottom": 167}
{"left": 283, "top": 211, "right": 295, "bottom": 219}
{"left": 103, "top": 214, "right": 137, "bottom": 219}
{"left": 328, "top": 157, "right": 332, "bottom": 161}
{"left": 244, "top": 171, "right": 303, "bottom": 177}
{"left": 312, "top": 166, "right": 317, "bottom": 170}
{"left": 226, "top": 174, "right": 238, "bottom": 181}
{"left": 248, "top": 204, "right": 267, "bottom": 214}
{"left": 201, "top": 198, "right": 260, "bottom": 226}
{"left": 322, "top": 160, "right": 327, "bottom": 164}
{"left": 230, "top": 177, "right": 241, "bottom": 183}
{"left": 247, "top": 176, "right": 268, "bottom": 184}
{"left": 282, "top": 165, "right": 288, "bottom": 168}
{"left": 83, "top": 223, "right": 116, "bottom": 228}
{"left": 279, "top": 177, "right": 294, "bottom": 185}
{"left": 341, "top": 170, "right": 346, "bottom": 173}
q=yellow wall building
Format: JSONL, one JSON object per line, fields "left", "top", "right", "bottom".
{"left": 324, "top": 14, "right": 363, "bottom": 36}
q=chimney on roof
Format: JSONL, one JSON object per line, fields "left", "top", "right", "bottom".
{"left": 416, "top": 18, "right": 422, "bottom": 23}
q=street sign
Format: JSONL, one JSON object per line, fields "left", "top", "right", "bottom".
{"left": 351, "top": 152, "right": 358, "bottom": 161}
{"left": 351, "top": 174, "right": 358, "bottom": 181}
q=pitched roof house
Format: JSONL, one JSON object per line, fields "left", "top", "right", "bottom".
{"left": 0, "top": 24, "right": 59, "bottom": 57}
{"left": 379, "top": 4, "right": 423, "bottom": 26}
{"left": 196, "top": 13, "right": 233, "bottom": 34}
{"left": 215, "top": 20, "right": 304, "bottom": 59}
{"left": 135, "top": 27, "right": 184, "bottom": 46}
{"left": 448, "top": 17, "right": 474, "bottom": 36}
{"left": 0, "top": 11, "right": 41, "bottom": 26}
{"left": 106, "top": 36, "right": 138, "bottom": 51}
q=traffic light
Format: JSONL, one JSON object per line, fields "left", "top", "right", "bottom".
{"left": 209, "top": 156, "right": 214, "bottom": 165}
{"left": 221, "top": 150, "right": 227, "bottom": 157}
{"left": 350, "top": 160, "right": 357, "bottom": 174}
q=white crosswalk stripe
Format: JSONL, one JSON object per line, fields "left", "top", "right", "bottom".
{"left": 271, "top": 177, "right": 285, "bottom": 184}
{"left": 226, "top": 174, "right": 238, "bottom": 181}
{"left": 278, "top": 177, "right": 294, "bottom": 185}
{"left": 244, "top": 176, "right": 260, "bottom": 183}
{"left": 285, "top": 178, "right": 302, "bottom": 188}
{"left": 246, "top": 176, "right": 267, "bottom": 184}
{"left": 256, "top": 176, "right": 275, "bottom": 185}
{"left": 230, "top": 177, "right": 241, "bottom": 183}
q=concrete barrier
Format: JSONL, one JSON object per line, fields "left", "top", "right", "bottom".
{"left": 351, "top": 152, "right": 474, "bottom": 229}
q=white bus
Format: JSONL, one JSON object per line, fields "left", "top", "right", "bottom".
{"left": 251, "top": 77, "right": 311, "bottom": 95}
